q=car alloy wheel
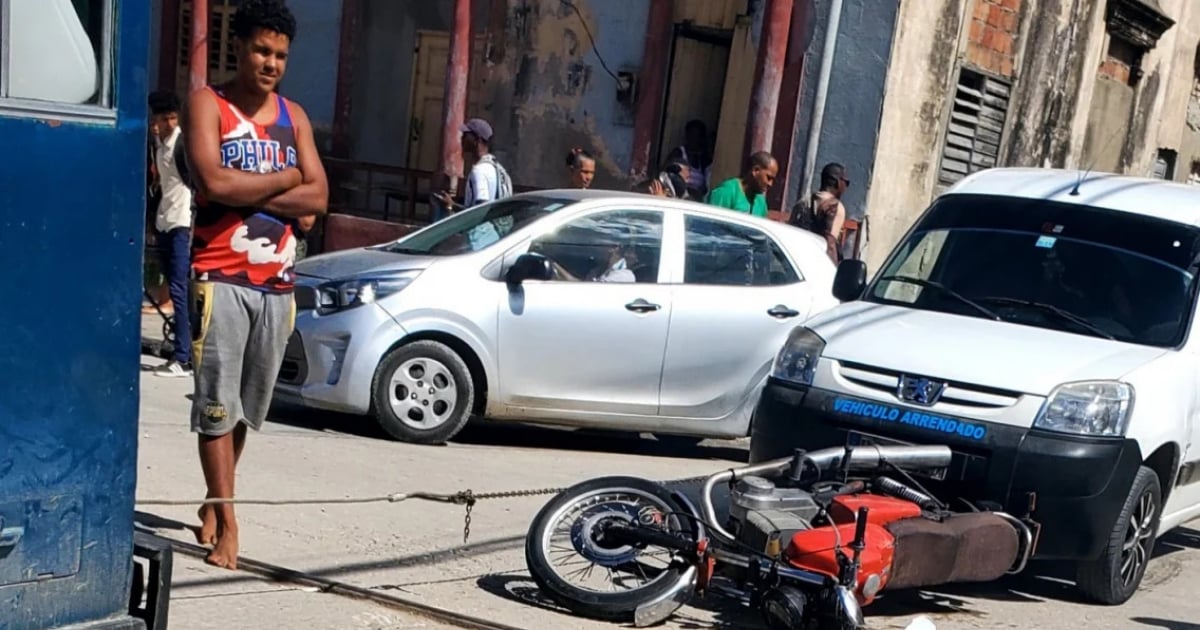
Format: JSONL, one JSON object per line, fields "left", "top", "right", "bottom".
{"left": 387, "top": 357, "right": 458, "bottom": 430}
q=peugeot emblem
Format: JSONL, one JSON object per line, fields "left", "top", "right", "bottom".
{"left": 897, "top": 374, "right": 946, "bottom": 406}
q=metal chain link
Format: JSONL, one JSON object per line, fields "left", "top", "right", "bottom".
{"left": 139, "top": 474, "right": 717, "bottom": 545}
{"left": 452, "top": 475, "right": 712, "bottom": 543}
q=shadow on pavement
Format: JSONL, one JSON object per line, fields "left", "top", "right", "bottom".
{"left": 474, "top": 573, "right": 763, "bottom": 629}
{"left": 267, "top": 402, "right": 749, "bottom": 463}
{"left": 869, "top": 525, "right": 1200, "bottom": 619}
{"left": 1130, "top": 619, "right": 1200, "bottom": 630}
{"left": 134, "top": 507, "right": 527, "bottom": 592}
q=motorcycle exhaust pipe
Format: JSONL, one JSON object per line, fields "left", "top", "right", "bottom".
{"left": 701, "top": 445, "right": 952, "bottom": 543}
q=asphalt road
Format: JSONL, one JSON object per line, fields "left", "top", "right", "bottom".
{"left": 135, "top": 358, "right": 1200, "bottom": 630}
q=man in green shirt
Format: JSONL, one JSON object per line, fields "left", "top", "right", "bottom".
{"left": 704, "top": 151, "right": 779, "bottom": 218}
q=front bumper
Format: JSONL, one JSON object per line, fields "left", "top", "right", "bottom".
{"left": 275, "top": 302, "right": 409, "bottom": 415}
{"left": 751, "top": 380, "right": 1143, "bottom": 561}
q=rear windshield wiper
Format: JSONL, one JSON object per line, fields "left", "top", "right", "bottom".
{"left": 976, "top": 297, "right": 1116, "bottom": 340}
{"left": 877, "top": 275, "right": 1001, "bottom": 321}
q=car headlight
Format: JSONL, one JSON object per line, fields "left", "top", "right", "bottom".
{"left": 317, "top": 272, "right": 419, "bottom": 314}
{"left": 1034, "top": 381, "right": 1134, "bottom": 437}
{"left": 771, "top": 327, "right": 826, "bottom": 386}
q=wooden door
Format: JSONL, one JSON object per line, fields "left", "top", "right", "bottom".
{"left": 406, "top": 30, "right": 486, "bottom": 171}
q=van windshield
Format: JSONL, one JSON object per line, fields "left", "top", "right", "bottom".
{"left": 866, "top": 194, "right": 1200, "bottom": 347}
{"left": 381, "top": 196, "right": 576, "bottom": 256}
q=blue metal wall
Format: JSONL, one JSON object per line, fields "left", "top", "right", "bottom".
{"left": 0, "top": 0, "right": 149, "bottom": 627}
{"left": 788, "top": 0, "right": 901, "bottom": 222}
{"left": 283, "top": 0, "right": 342, "bottom": 131}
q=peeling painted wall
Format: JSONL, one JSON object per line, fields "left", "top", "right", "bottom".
{"left": 789, "top": 0, "right": 901, "bottom": 262}
{"left": 860, "top": 0, "right": 1200, "bottom": 271}
{"left": 1076, "top": 0, "right": 1190, "bottom": 178}
{"left": 860, "top": 0, "right": 967, "bottom": 271}
{"left": 1154, "top": 0, "right": 1200, "bottom": 181}
{"left": 1005, "top": 0, "right": 1102, "bottom": 170}
{"left": 1082, "top": 76, "right": 1137, "bottom": 173}
{"left": 477, "top": 0, "right": 652, "bottom": 189}
{"left": 347, "top": 0, "right": 490, "bottom": 166}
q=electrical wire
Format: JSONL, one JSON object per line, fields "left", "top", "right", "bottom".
{"left": 560, "top": 0, "right": 623, "bottom": 83}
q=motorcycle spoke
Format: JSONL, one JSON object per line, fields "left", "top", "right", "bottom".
{"left": 538, "top": 487, "right": 687, "bottom": 595}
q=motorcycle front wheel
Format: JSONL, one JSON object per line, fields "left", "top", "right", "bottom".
{"left": 524, "top": 475, "right": 699, "bottom": 623}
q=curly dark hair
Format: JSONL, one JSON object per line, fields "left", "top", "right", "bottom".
{"left": 148, "top": 90, "right": 181, "bottom": 115}
{"left": 231, "top": 0, "right": 297, "bottom": 42}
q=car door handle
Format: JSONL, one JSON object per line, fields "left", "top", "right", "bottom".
{"left": 768, "top": 305, "right": 801, "bottom": 319}
{"left": 625, "top": 299, "right": 661, "bottom": 313}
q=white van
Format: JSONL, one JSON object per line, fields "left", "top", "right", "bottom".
{"left": 753, "top": 168, "right": 1200, "bottom": 605}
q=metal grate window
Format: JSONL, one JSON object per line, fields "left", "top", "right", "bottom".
{"left": 937, "top": 68, "right": 1011, "bottom": 190}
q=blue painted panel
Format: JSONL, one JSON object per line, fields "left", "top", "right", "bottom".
{"left": 281, "top": 0, "right": 342, "bottom": 130}
{"left": 789, "top": 0, "right": 901, "bottom": 220}
{"left": 0, "top": 0, "right": 149, "bottom": 627}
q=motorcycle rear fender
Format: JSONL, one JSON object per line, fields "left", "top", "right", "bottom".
{"left": 633, "top": 490, "right": 704, "bottom": 627}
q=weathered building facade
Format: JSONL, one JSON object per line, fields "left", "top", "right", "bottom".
{"left": 153, "top": 0, "right": 1200, "bottom": 266}
{"left": 864, "top": 0, "right": 1196, "bottom": 269}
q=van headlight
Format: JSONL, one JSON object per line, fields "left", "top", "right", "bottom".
{"left": 317, "top": 272, "right": 420, "bottom": 314}
{"left": 1033, "top": 381, "right": 1134, "bottom": 437}
{"left": 771, "top": 327, "right": 826, "bottom": 386}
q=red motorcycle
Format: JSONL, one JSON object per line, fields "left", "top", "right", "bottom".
{"left": 524, "top": 444, "right": 1036, "bottom": 629}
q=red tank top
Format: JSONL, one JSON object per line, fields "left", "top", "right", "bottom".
{"left": 191, "top": 86, "right": 300, "bottom": 293}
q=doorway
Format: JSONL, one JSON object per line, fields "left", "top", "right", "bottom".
{"left": 655, "top": 24, "right": 734, "bottom": 178}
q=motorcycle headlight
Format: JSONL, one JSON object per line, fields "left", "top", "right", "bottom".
{"left": 1033, "top": 380, "right": 1134, "bottom": 437}
{"left": 771, "top": 327, "right": 826, "bottom": 386}
{"left": 317, "top": 272, "right": 419, "bottom": 314}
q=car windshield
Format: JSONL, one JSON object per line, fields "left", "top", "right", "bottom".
{"left": 380, "top": 195, "right": 576, "bottom": 256}
{"left": 867, "top": 194, "right": 1200, "bottom": 347}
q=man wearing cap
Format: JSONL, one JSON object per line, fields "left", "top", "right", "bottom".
{"left": 434, "top": 118, "right": 513, "bottom": 214}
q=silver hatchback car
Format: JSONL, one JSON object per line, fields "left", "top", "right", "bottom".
{"left": 275, "top": 190, "right": 839, "bottom": 445}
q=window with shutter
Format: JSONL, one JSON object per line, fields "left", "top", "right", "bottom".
{"left": 175, "top": 0, "right": 240, "bottom": 95}
{"left": 936, "top": 67, "right": 1011, "bottom": 192}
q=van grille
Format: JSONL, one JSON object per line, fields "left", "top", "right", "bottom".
{"left": 836, "top": 361, "right": 1020, "bottom": 409}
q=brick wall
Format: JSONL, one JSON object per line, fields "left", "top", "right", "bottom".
{"left": 966, "top": 0, "right": 1023, "bottom": 78}
{"left": 1097, "top": 38, "right": 1138, "bottom": 86}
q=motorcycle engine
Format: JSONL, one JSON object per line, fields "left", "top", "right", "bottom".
{"left": 728, "top": 475, "right": 821, "bottom": 556}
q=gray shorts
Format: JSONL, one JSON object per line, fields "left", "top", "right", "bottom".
{"left": 189, "top": 281, "right": 295, "bottom": 436}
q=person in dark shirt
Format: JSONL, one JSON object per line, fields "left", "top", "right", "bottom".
{"left": 791, "top": 162, "right": 849, "bottom": 263}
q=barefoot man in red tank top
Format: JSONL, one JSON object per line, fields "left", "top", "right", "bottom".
{"left": 181, "top": 0, "right": 328, "bottom": 570}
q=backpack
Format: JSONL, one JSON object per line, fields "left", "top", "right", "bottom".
{"left": 173, "top": 139, "right": 192, "bottom": 188}
{"left": 478, "top": 154, "right": 513, "bottom": 199}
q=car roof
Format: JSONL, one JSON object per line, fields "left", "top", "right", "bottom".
{"left": 945, "top": 167, "right": 1200, "bottom": 227}
{"left": 517, "top": 188, "right": 813, "bottom": 237}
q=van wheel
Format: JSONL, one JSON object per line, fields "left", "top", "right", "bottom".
{"left": 1075, "top": 466, "right": 1161, "bottom": 605}
{"left": 371, "top": 340, "right": 475, "bottom": 445}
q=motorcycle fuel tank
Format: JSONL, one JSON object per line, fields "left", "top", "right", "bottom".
{"left": 784, "top": 523, "right": 896, "bottom": 604}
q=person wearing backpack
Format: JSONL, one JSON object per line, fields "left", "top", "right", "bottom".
{"left": 434, "top": 118, "right": 513, "bottom": 213}
{"left": 148, "top": 90, "right": 196, "bottom": 378}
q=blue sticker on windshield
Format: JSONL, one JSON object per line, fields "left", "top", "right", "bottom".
{"left": 832, "top": 397, "right": 988, "bottom": 441}
{"left": 1035, "top": 235, "right": 1057, "bottom": 249}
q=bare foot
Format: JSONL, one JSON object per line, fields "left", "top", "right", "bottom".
{"left": 205, "top": 526, "right": 239, "bottom": 570}
{"left": 195, "top": 505, "right": 218, "bottom": 546}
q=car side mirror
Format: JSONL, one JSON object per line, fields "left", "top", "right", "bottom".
{"left": 506, "top": 253, "right": 554, "bottom": 286}
{"left": 833, "top": 259, "right": 868, "bottom": 302}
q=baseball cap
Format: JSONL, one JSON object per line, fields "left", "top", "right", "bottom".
{"left": 460, "top": 118, "right": 493, "bottom": 142}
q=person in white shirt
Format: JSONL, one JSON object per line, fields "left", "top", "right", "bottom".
{"left": 434, "top": 117, "right": 512, "bottom": 216}
{"left": 149, "top": 90, "right": 195, "bottom": 378}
